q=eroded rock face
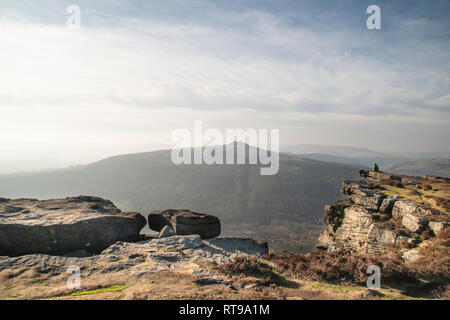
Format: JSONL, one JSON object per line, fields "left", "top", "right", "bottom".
{"left": 379, "top": 195, "right": 397, "bottom": 214}
{"left": 148, "top": 209, "right": 221, "bottom": 239}
{"left": 0, "top": 196, "right": 146, "bottom": 257}
{"left": 366, "top": 224, "right": 397, "bottom": 254}
{"left": 318, "top": 172, "right": 449, "bottom": 256}
{"left": 349, "top": 190, "right": 385, "bottom": 211}
{"left": 333, "top": 206, "right": 373, "bottom": 251}
{"left": 323, "top": 198, "right": 352, "bottom": 233}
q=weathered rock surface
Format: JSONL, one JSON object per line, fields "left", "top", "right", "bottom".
{"left": 148, "top": 209, "right": 221, "bottom": 239}
{"left": 0, "top": 235, "right": 268, "bottom": 275}
{"left": 0, "top": 233, "right": 270, "bottom": 300}
{"left": 102, "top": 235, "right": 268, "bottom": 264}
{"left": 366, "top": 224, "right": 397, "bottom": 254}
{"left": 392, "top": 201, "right": 419, "bottom": 219}
{"left": 379, "top": 195, "right": 397, "bottom": 214}
{"left": 349, "top": 189, "right": 385, "bottom": 211}
{"left": 402, "top": 213, "right": 427, "bottom": 233}
{"left": 0, "top": 196, "right": 146, "bottom": 257}
{"left": 428, "top": 221, "right": 448, "bottom": 235}
{"left": 333, "top": 206, "right": 373, "bottom": 251}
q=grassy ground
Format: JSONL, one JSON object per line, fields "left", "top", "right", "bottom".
{"left": 380, "top": 179, "right": 449, "bottom": 213}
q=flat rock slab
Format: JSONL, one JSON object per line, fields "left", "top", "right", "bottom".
{"left": 148, "top": 209, "right": 221, "bottom": 239}
{"left": 0, "top": 196, "right": 146, "bottom": 256}
{"left": 103, "top": 235, "right": 268, "bottom": 265}
{"left": 0, "top": 235, "right": 269, "bottom": 277}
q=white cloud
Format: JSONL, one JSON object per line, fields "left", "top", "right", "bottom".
{"left": 0, "top": 10, "right": 449, "bottom": 170}
{"left": 428, "top": 94, "right": 450, "bottom": 108}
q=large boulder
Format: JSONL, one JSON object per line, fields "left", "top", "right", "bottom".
{"left": 428, "top": 220, "right": 448, "bottom": 235}
{"left": 402, "top": 213, "right": 427, "bottom": 233}
{"left": 392, "top": 200, "right": 418, "bottom": 219}
{"left": 147, "top": 209, "right": 221, "bottom": 239}
{"left": 379, "top": 195, "right": 397, "bottom": 214}
{"left": 0, "top": 196, "right": 146, "bottom": 257}
{"left": 349, "top": 189, "right": 385, "bottom": 211}
{"left": 366, "top": 224, "right": 397, "bottom": 254}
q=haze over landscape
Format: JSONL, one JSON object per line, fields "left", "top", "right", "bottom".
{"left": 1, "top": 0, "right": 450, "bottom": 174}
{"left": 1, "top": 143, "right": 449, "bottom": 252}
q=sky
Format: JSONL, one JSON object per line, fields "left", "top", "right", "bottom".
{"left": 0, "top": 0, "right": 449, "bottom": 172}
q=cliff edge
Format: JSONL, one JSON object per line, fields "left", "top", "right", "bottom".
{"left": 318, "top": 171, "right": 449, "bottom": 260}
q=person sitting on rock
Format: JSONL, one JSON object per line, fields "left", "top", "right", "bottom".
{"left": 359, "top": 168, "right": 368, "bottom": 181}
{"left": 374, "top": 163, "right": 379, "bottom": 172}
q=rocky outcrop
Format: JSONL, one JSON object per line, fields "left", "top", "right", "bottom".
{"left": 0, "top": 196, "right": 146, "bottom": 257}
{"left": 318, "top": 171, "right": 449, "bottom": 256}
{"left": 148, "top": 209, "right": 221, "bottom": 239}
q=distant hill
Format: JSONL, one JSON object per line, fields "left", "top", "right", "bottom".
{"left": 281, "top": 144, "right": 405, "bottom": 168}
{"left": 282, "top": 145, "right": 450, "bottom": 177}
{"left": 286, "top": 153, "right": 366, "bottom": 167}
{"left": 282, "top": 145, "right": 390, "bottom": 158}
{"left": 0, "top": 144, "right": 361, "bottom": 251}
{"left": 384, "top": 157, "right": 450, "bottom": 178}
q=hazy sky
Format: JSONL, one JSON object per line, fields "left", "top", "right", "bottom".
{"left": 1, "top": 0, "right": 449, "bottom": 171}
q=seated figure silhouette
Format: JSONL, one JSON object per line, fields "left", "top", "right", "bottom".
{"left": 359, "top": 168, "right": 369, "bottom": 181}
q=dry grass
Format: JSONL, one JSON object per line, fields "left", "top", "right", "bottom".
{"left": 430, "top": 196, "right": 450, "bottom": 212}
{"left": 265, "top": 249, "right": 416, "bottom": 286}
{"left": 2, "top": 252, "right": 445, "bottom": 300}
{"left": 421, "top": 182, "right": 433, "bottom": 191}
{"left": 380, "top": 179, "right": 403, "bottom": 188}
{"left": 430, "top": 283, "right": 450, "bottom": 299}
{"left": 382, "top": 181, "right": 450, "bottom": 213}
{"left": 408, "top": 228, "right": 450, "bottom": 281}
{"left": 214, "top": 257, "right": 276, "bottom": 284}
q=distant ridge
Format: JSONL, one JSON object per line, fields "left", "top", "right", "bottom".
{"left": 0, "top": 144, "right": 359, "bottom": 227}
